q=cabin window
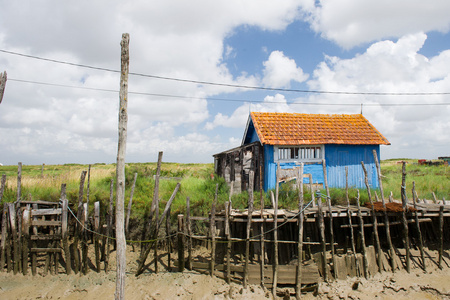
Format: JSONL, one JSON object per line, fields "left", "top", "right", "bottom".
{"left": 276, "top": 145, "right": 324, "bottom": 162}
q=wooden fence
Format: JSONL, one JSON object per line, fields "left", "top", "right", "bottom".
{"left": 0, "top": 159, "right": 449, "bottom": 299}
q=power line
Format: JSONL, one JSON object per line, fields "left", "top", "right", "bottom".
{"left": 2, "top": 49, "right": 450, "bottom": 96}
{"left": 8, "top": 78, "right": 450, "bottom": 106}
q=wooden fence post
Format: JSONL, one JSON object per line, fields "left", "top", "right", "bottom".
{"left": 61, "top": 187, "right": 71, "bottom": 275}
{"left": 105, "top": 178, "right": 114, "bottom": 272}
{"left": 177, "top": 214, "right": 185, "bottom": 272}
{"left": 400, "top": 162, "right": 410, "bottom": 273}
{"left": 210, "top": 184, "right": 218, "bottom": 277}
{"left": 244, "top": 171, "right": 254, "bottom": 288}
{"left": 356, "top": 191, "right": 369, "bottom": 278}
{"left": 316, "top": 191, "right": 328, "bottom": 282}
{"left": 322, "top": 159, "right": 336, "bottom": 279}
{"left": 94, "top": 201, "right": 101, "bottom": 272}
{"left": 125, "top": 172, "right": 138, "bottom": 238}
{"left": 361, "top": 161, "right": 382, "bottom": 273}
{"left": 373, "top": 150, "right": 396, "bottom": 272}
{"left": 412, "top": 181, "right": 426, "bottom": 271}
{"left": 8, "top": 203, "right": 19, "bottom": 274}
{"left": 22, "top": 205, "right": 31, "bottom": 275}
{"left": 186, "top": 197, "right": 192, "bottom": 271}
{"left": 438, "top": 205, "right": 444, "bottom": 269}
{"left": 345, "top": 167, "right": 359, "bottom": 276}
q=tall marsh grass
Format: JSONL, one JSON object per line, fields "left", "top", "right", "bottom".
{"left": 0, "top": 160, "right": 448, "bottom": 222}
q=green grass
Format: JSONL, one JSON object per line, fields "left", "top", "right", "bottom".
{"left": 380, "top": 159, "right": 449, "bottom": 201}
{"left": 0, "top": 159, "right": 448, "bottom": 222}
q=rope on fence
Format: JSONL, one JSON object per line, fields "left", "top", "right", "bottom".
{"left": 64, "top": 195, "right": 317, "bottom": 245}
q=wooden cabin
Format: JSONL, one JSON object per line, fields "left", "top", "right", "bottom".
{"left": 214, "top": 112, "right": 390, "bottom": 192}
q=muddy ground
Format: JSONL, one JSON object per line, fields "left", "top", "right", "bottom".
{"left": 0, "top": 245, "right": 449, "bottom": 299}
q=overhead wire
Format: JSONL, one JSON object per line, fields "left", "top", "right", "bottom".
{"left": 2, "top": 49, "right": 450, "bottom": 96}
{"left": 8, "top": 78, "right": 450, "bottom": 107}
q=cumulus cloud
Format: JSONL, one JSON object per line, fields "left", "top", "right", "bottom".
{"left": 262, "top": 51, "right": 309, "bottom": 88}
{"left": 0, "top": 1, "right": 303, "bottom": 164}
{"left": 205, "top": 94, "right": 292, "bottom": 130}
{"left": 301, "top": 0, "right": 450, "bottom": 48}
{"left": 306, "top": 33, "right": 450, "bottom": 158}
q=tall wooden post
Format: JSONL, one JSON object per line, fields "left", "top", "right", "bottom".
{"left": 295, "top": 163, "right": 304, "bottom": 300}
{"left": 115, "top": 33, "right": 130, "bottom": 300}
{"left": 0, "top": 71, "right": 6, "bottom": 104}
{"left": 272, "top": 164, "right": 280, "bottom": 298}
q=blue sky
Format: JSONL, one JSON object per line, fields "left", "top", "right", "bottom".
{"left": 0, "top": 1, "right": 449, "bottom": 165}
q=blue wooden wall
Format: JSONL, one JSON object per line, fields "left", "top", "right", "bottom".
{"left": 262, "top": 144, "right": 380, "bottom": 191}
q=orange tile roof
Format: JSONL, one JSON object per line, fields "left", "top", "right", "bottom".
{"left": 250, "top": 112, "right": 390, "bottom": 145}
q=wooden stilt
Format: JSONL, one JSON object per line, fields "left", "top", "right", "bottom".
{"left": 125, "top": 172, "right": 138, "bottom": 238}
{"left": 177, "top": 214, "right": 185, "bottom": 272}
{"left": 225, "top": 199, "right": 232, "bottom": 284}
{"left": 322, "top": 160, "right": 336, "bottom": 279}
{"left": 438, "top": 205, "right": 444, "bottom": 270}
{"left": 31, "top": 203, "right": 37, "bottom": 275}
{"left": 22, "top": 205, "right": 31, "bottom": 275}
{"left": 295, "top": 164, "right": 304, "bottom": 300}
{"left": 105, "top": 178, "right": 113, "bottom": 273}
{"left": 244, "top": 171, "right": 254, "bottom": 288}
{"left": 0, "top": 203, "right": 7, "bottom": 271}
{"left": 361, "top": 161, "right": 382, "bottom": 273}
{"left": 345, "top": 167, "right": 359, "bottom": 276}
{"left": 166, "top": 205, "right": 172, "bottom": 271}
{"left": 210, "top": 184, "right": 218, "bottom": 277}
{"left": 372, "top": 150, "right": 396, "bottom": 272}
{"left": 259, "top": 164, "right": 265, "bottom": 289}
{"left": 186, "top": 197, "right": 192, "bottom": 271}
{"left": 61, "top": 185, "right": 71, "bottom": 275}
{"left": 316, "top": 191, "right": 328, "bottom": 282}
{"left": 94, "top": 201, "right": 101, "bottom": 273}
{"left": 355, "top": 191, "right": 369, "bottom": 278}
{"left": 412, "top": 181, "right": 426, "bottom": 271}
{"left": 400, "top": 162, "right": 410, "bottom": 273}
{"left": 8, "top": 204, "right": 19, "bottom": 274}
{"left": 82, "top": 203, "right": 88, "bottom": 274}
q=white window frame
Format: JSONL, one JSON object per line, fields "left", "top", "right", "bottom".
{"left": 275, "top": 145, "right": 324, "bottom": 163}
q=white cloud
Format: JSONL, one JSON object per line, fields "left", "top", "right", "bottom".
{"left": 305, "top": 33, "right": 450, "bottom": 159}
{"left": 0, "top": 1, "right": 303, "bottom": 164}
{"left": 206, "top": 94, "right": 293, "bottom": 130}
{"left": 301, "top": 0, "right": 450, "bottom": 48}
{"left": 262, "top": 51, "right": 309, "bottom": 88}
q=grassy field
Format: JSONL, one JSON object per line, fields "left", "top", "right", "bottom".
{"left": 0, "top": 160, "right": 448, "bottom": 221}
